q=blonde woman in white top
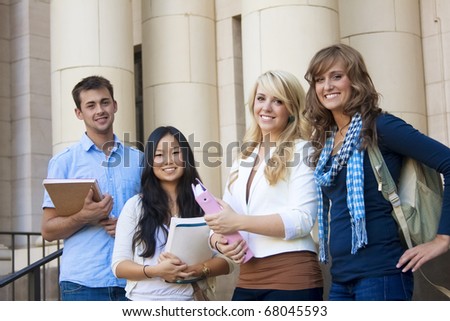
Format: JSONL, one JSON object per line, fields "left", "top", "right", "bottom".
{"left": 205, "top": 70, "right": 323, "bottom": 301}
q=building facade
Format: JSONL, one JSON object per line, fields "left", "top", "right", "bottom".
{"left": 0, "top": 0, "right": 449, "bottom": 300}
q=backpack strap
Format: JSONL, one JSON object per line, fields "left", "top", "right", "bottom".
{"left": 367, "top": 145, "right": 413, "bottom": 248}
{"left": 367, "top": 145, "right": 450, "bottom": 299}
{"left": 420, "top": 270, "right": 450, "bottom": 297}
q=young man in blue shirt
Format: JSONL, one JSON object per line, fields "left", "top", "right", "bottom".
{"left": 42, "top": 75, "right": 143, "bottom": 301}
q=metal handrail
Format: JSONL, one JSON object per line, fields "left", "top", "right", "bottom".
{"left": 0, "top": 249, "right": 63, "bottom": 286}
{"left": 0, "top": 231, "right": 62, "bottom": 300}
{"left": 0, "top": 248, "right": 63, "bottom": 300}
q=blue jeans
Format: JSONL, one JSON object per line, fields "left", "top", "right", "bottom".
{"left": 232, "top": 287, "right": 323, "bottom": 301}
{"left": 328, "top": 273, "right": 414, "bottom": 301}
{"left": 60, "top": 281, "right": 128, "bottom": 301}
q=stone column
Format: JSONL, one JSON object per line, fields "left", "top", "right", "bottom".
{"left": 8, "top": 0, "right": 51, "bottom": 232}
{"left": 0, "top": 0, "right": 12, "bottom": 232}
{"left": 141, "top": 0, "right": 221, "bottom": 194}
{"left": 420, "top": 0, "right": 450, "bottom": 144}
{"left": 215, "top": 2, "right": 245, "bottom": 187}
{"left": 339, "top": 0, "right": 426, "bottom": 132}
{"left": 50, "top": 0, "right": 136, "bottom": 154}
{"left": 241, "top": 0, "right": 340, "bottom": 114}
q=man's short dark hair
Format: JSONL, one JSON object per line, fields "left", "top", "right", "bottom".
{"left": 72, "top": 75, "right": 115, "bottom": 109}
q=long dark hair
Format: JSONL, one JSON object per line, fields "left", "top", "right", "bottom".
{"left": 303, "top": 43, "right": 382, "bottom": 165}
{"left": 133, "top": 126, "right": 203, "bottom": 258}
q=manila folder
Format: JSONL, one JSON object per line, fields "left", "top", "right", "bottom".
{"left": 43, "top": 178, "right": 103, "bottom": 216}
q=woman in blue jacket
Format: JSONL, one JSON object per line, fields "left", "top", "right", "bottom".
{"left": 303, "top": 43, "right": 450, "bottom": 300}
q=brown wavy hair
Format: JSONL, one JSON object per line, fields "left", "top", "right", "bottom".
{"left": 303, "top": 43, "right": 383, "bottom": 166}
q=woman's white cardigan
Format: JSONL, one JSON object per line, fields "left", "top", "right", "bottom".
{"left": 223, "top": 139, "right": 318, "bottom": 257}
{"left": 111, "top": 195, "right": 194, "bottom": 301}
{"left": 111, "top": 194, "right": 234, "bottom": 301}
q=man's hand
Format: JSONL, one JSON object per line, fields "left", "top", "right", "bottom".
{"left": 99, "top": 216, "right": 118, "bottom": 237}
{"left": 76, "top": 189, "right": 114, "bottom": 225}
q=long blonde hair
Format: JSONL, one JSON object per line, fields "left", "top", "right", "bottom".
{"left": 229, "top": 70, "right": 310, "bottom": 187}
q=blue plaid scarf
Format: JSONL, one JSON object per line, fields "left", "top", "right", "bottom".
{"left": 314, "top": 113, "right": 367, "bottom": 263}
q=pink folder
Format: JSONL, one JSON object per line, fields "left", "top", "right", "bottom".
{"left": 192, "top": 179, "right": 253, "bottom": 263}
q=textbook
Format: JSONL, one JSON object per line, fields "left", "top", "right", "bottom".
{"left": 42, "top": 178, "right": 103, "bottom": 216}
{"left": 165, "top": 216, "right": 213, "bottom": 268}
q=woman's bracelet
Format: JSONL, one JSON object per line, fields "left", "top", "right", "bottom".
{"left": 214, "top": 240, "right": 224, "bottom": 254}
{"left": 201, "top": 264, "right": 211, "bottom": 278}
{"left": 143, "top": 264, "right": 151, "bottom": 278}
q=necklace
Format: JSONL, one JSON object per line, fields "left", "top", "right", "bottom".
{"left": 337, "top": 123, "right": 349, "bottom": 138}
{"left": 332, "top": 125, "right": 348, "bottom": 155}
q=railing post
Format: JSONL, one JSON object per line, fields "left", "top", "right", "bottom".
{"left": 0, "top": 232, "right": 62, "bottom": 301}
{"left": 28, "top": 269, "right": 41, "bottom": 301}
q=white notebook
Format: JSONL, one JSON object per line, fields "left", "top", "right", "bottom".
{"left": 165, "top": 216, "right": 213, "bottom": 267}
